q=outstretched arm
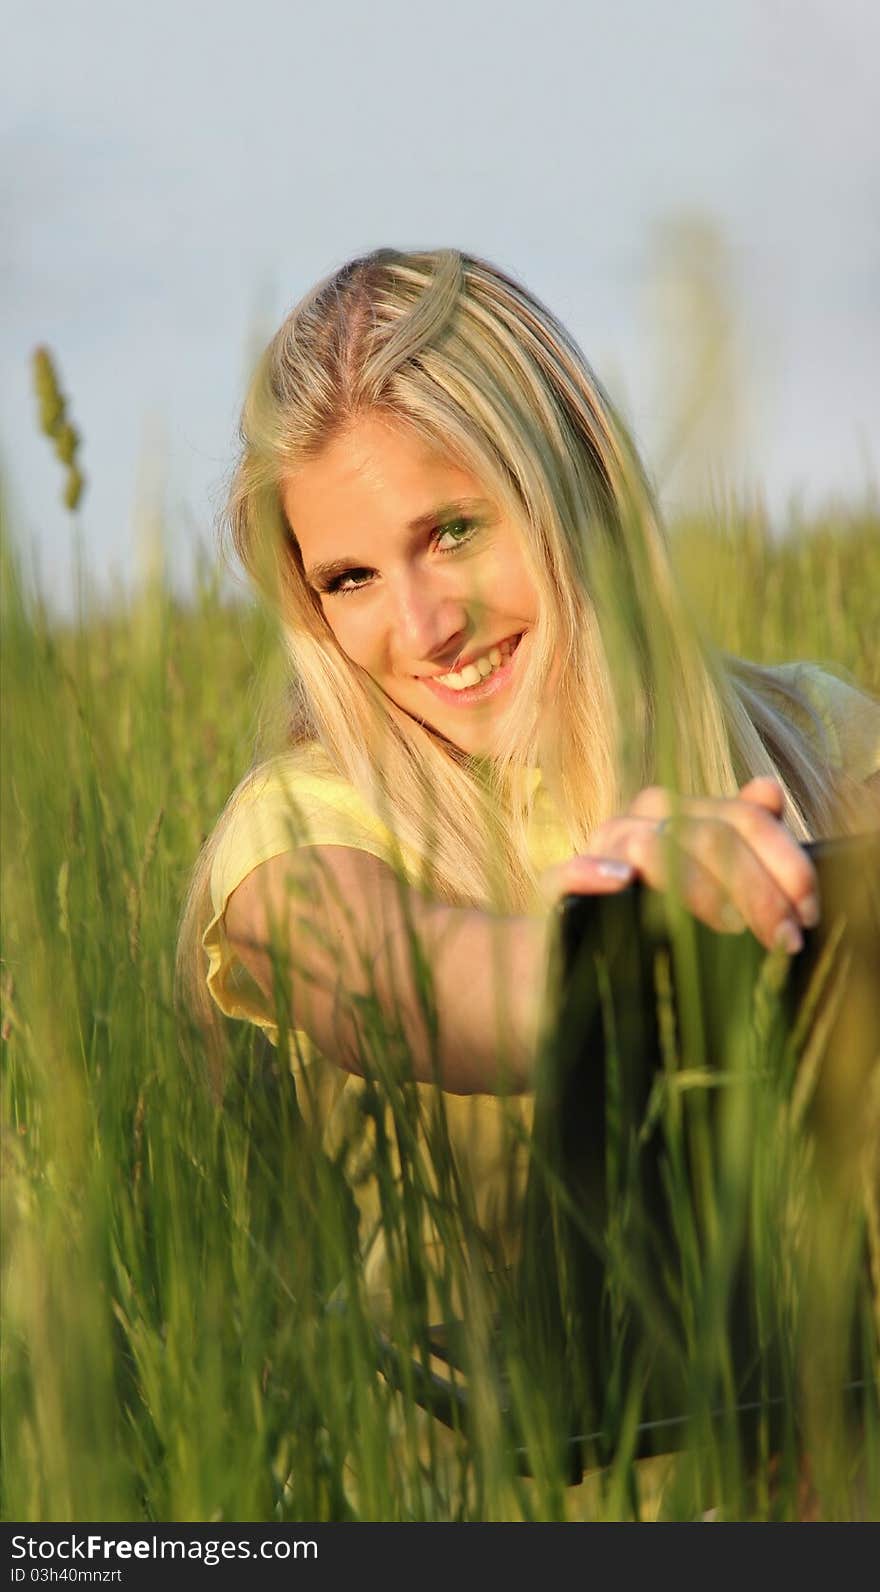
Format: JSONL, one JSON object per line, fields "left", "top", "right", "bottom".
{"left": 223, "top": 778, "right": 823, "bottom": 1095}
{"left": 224, "top": 844, "right": 568, "bottom": 1095}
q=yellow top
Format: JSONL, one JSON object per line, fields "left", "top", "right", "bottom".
{"left": 202, "top": 664, "right": 880, "bottom": 1317}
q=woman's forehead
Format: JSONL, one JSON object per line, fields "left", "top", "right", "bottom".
{"left": 282, "top": 414, "right": 490, "bottom": 532}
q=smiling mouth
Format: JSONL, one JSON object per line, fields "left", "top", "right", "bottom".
{"left": 419, "top": 632, "right": 524, "bottom": 702}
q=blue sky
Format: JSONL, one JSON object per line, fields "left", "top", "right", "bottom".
{"left": 3, "top": 0, "right": 878, "bottom": 613}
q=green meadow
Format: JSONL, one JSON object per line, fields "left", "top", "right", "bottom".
{"left": 2, "top": 433, "right": 879, "bottom": 1521}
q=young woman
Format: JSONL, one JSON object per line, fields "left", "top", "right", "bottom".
{"left": 176, "top": 246, "right": 879, "bottom": 1335}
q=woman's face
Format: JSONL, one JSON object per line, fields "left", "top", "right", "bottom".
{"left": 282, "top": 413, "right": 541, "bottom": 757}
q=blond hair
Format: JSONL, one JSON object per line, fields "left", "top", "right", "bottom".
{"left": 176, "top": 247, "right": 854, "bottom": 1037}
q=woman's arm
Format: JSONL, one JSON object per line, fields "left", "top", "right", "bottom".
{"left": 223, "top": 778, "right": 823, "bottom": 1096}
{"left": 224, "top": 845, "right": 562, "bottom": 1095}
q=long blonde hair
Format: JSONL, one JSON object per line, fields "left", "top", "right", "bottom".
{"left": 176, "top": 247, "right": 854, "bottom": 1035}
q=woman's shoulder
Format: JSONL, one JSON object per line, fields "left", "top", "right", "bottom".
{"left": 227, "top": 740, "right": 383, "bottom": 828}
{"left": 764, "top": 661, "right": 880, "bottom": 781}
{"left": 238, "top": 738, "right": 356, "bottom": 798}
{"left": 203, "top": 741, "right": 415, "bottom": 1030}
{"left": 211, "top": 741, "right": 410, "bottom": 912}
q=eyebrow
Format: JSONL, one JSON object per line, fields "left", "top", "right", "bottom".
{"left": 304, "top": 497, "right": 494, "bottom": 589}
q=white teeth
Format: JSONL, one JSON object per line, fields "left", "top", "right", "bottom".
{"left": 432, "top": 635, "right": 520, "bottom": 690}
{"left": 436, "top": 659, "right": 493, "bottom": 688}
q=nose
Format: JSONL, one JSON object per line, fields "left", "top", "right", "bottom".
{"left": 388, "top": 566, "right": 469, "bottom": 667}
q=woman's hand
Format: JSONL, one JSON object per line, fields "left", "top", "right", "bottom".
{"left": 539, "top": 777, "right": 818, "bottom": 954}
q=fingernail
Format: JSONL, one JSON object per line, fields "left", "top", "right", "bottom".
{"left": 773, "top": 920, "right": 803, "bottom": 955}
{"left": 596, "top": 859, "right": 634, "bottom": 881}
{"left": 799, "top": 893, "right": 820, "bottom": 929}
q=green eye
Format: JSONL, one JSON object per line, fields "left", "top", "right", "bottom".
{"left": 436, "top": 516, "right": 478, "bottom": 550}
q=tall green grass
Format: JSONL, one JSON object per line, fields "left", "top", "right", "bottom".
{"left": 2, "top": 483, "right": 878, "bottom": 1522}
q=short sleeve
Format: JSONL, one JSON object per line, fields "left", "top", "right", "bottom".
{"left": 201, "top": 747, "right": 414, "bottom": 1035}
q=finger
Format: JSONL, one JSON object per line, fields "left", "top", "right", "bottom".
{"left": 655, "top": 819, "right": 806, "bottom": 953}
{"left": 737, "top": 776, "right": 785, "bottom": 815}
{"left": 588, "top": 821, "right": 754, "bottom": 935}
{"left": 631, "top": 781, "right": 786, "bottom": 825}
{"left": 587, "top": 817, "right": 805, "bottom": 953}
{"left": 632, "top": 777, "right": 785, "bottom": 818}
{"left": 627, "top": 787, "right": 818, "bottom": 928}
{"left": 538, "top": 853, "right": 634, "bottom": 909}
